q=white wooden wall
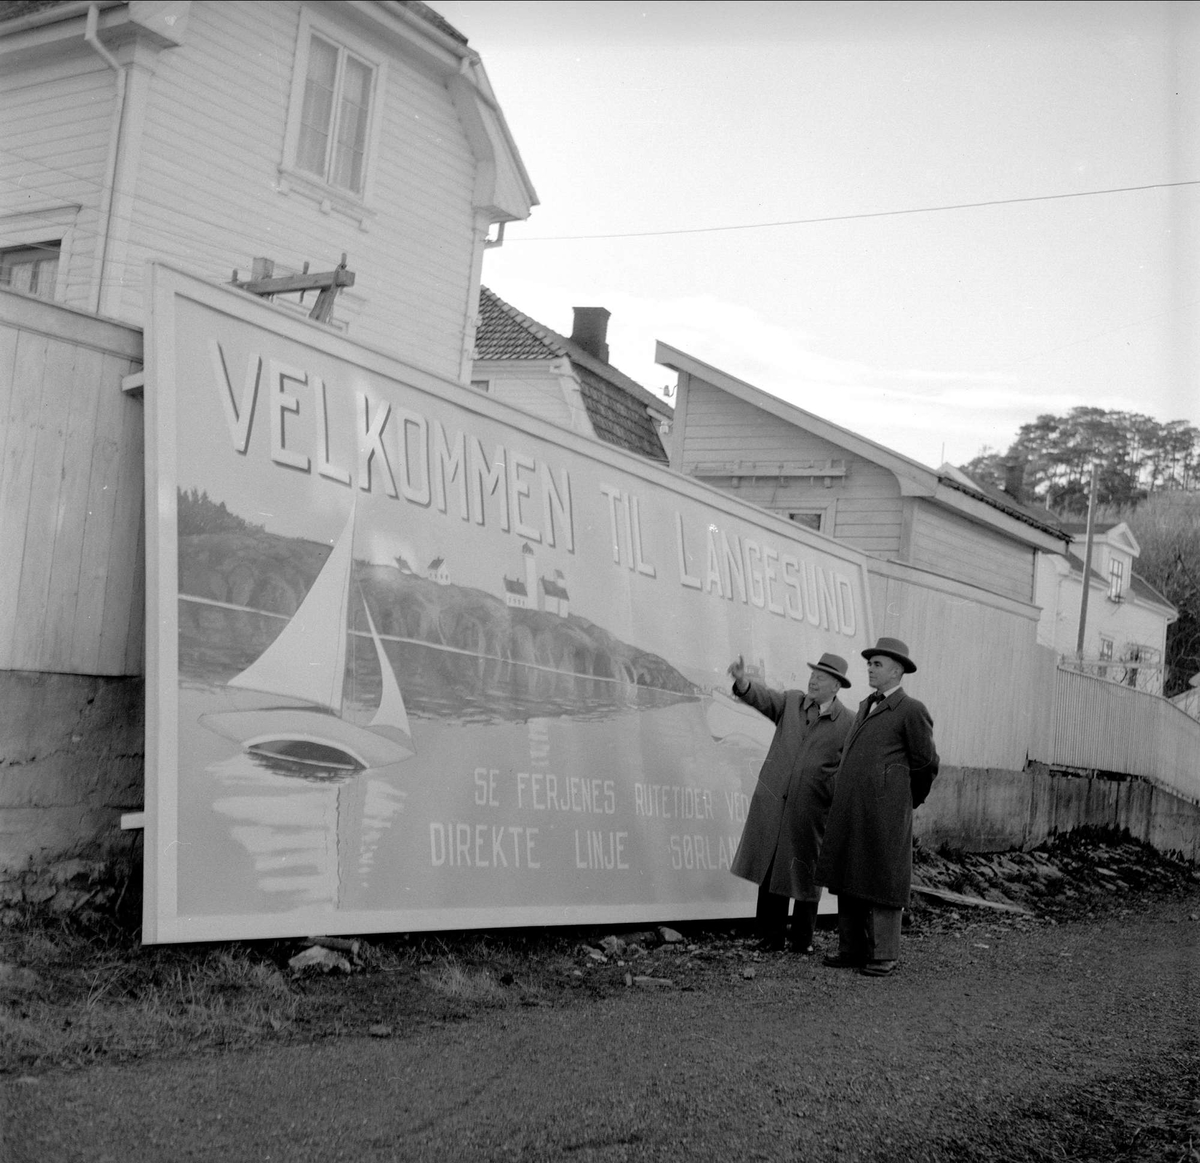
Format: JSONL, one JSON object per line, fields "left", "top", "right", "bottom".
{"left": 867, "top": 558, "right": 1056, "bottom": 769}
{"left": 120, "top": 2, "right": 480, "bottom": 381}
{"left": 908, "top": 502, "right": 1036, "bottom": 603}
{"left": 677, "top": 376, "right": 905, "bottom": 555}
{"left": 0, "top": 47, "right": 116, "bottom": 315}
{"left": 0, "top": 292, "right": 144, "bottom": 676}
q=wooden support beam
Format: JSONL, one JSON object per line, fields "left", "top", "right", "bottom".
{"left": 230, "top": 253, "right": 355, "bottom": 322}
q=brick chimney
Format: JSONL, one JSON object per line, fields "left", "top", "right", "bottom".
{"left": 1002, "top": 459, "right": 1025, "bottom": 503}
{"left": 570, "top": 307, "right": 611, "bottom": 363}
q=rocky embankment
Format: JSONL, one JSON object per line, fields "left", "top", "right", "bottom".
{"left": 910, "top": 829, "right": 1200, "bottom": 922}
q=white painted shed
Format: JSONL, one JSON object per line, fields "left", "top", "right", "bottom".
{"left": 656, "top": 342, "right": 1069, "bottom": 605}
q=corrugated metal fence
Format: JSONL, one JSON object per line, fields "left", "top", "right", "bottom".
{"left": 1049, "top": 666, "right": 1200, "bottom": 803}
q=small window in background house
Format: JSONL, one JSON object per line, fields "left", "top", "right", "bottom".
{"left": 1099, "top": 637, "right": 1113, "bottom": 661}
{"left": 296, "top": 34, "right": 374, "bottom": 195}
{"left": 470, "top": 380, "right": 490, "bottom": 393}
{"left": 1108, "top": 558, "right": 1125, "bottom": 600}
{"left": 1, "top": 241, "right": 60, "bottom": 300}
{"left": 788, "top": 511, "right": 823, "bottom": 532}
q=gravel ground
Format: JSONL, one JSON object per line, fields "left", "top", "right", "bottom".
{"left": 2, "top": 830, "right": 1199, "bottom": 1162}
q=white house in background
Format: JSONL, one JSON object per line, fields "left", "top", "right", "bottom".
{"left": 0, "top": 0, "right": 536, "bottom": 382}
{"left": 426, "top": 556, "right": 449, "bottom": 585}
{"left": 1034, "top": 521, "right": 1177, "bottom": 694}
{"left": 1171, "top": 677, "right": 1200, "bottom": 721}
{"left": 472, "top": 287, "right": 671, "bottom": 463}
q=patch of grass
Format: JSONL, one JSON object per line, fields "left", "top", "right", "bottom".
{"left": 419, "top": 959, "right": 506, "bottom": 1004}
{"left": 0, "top": 920, "right": 297, "bottom": 1073}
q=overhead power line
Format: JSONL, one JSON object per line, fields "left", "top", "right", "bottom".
{"left": 506, "top": 179, "right": 1200, "bottom": 242}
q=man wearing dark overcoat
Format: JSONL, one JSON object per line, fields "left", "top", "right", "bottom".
{"left": 728, "top": 652, "right": 853, "bottom": 952}
{"left": 815, "top": 636, "right": 938, "bottom": 977}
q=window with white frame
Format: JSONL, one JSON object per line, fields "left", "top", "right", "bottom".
{"left": 1098, "top": 637, "right": 1113, "bottom": 661}
{"left": 1, "top": 241, "right": 60, "bottom": 299}
{"left": 281, "top": 13, "right": 384, "bottom": 213}
{"left": 1108, "top": 558, "right": 1125, "bottom": 601}
{"left": 297, "top": 35, "right": 373, "bottom": 194}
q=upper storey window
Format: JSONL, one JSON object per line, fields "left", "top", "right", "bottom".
{"left": 1108, "top": 557, "right": 1125, "bottom": 601}
{"left": 297, "top": 35, "right": 374, "bottom": 196}
{"left": 281, "top": 12, "right": 385, "bottom": 224}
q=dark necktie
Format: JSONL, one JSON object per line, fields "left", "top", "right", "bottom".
{"left": 866, "top": 692, "right": 885, "bottom": 715}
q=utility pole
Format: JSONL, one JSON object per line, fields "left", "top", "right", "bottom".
{"left": 1075, "top": 464, "right": 1099, "bottom": 659}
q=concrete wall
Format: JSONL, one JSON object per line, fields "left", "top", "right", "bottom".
{"left": 0, "top": 669, "right": 143, "bottom": 875}
{"left": 917, "top": 764, "right": 1200, "bottom": 862}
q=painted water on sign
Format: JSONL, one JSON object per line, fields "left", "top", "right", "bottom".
{"left": 178, "top": 684, "right": 762, "bottom": 920}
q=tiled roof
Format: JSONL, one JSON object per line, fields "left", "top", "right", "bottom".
{"left": 937, "top": 475, "right": 1068, "bottom": 541}
{"left": 476, "top": 287, "right": 561, "bottom": 361}
{"left": 574, "top": 364, "right": 668, "bottom": 463}
{"left": 475, "top": 286, "right": 669, "bottom": 464}
{"left": 1064, "top": 550, "right": 1176, "bottom": 612}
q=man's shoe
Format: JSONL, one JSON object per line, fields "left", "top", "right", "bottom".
{"left": 789, "top": 942, "right": 815, "bottom": 956}
{"left": 822, "top": 953, "right": 863, "bottom": 968}
{"left": 859, "top": 960, "right": 898, "bottom": 977}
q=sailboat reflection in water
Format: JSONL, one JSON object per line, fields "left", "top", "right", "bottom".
{"left": 201, "top": 507, "right": 416, "bottom": 776}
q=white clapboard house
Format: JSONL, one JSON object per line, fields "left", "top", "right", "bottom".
{"left": 0, "top": 0, "right": 535, "bottom": 380}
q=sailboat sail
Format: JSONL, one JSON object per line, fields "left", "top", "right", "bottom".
{"left": 229, "top": 510, "right": 355, "bottom": 711}
{"left": 361, "top": 596, "right": 413, "bottom": 749}
{"left": 202, "top": 505, "right": 416, "bottom": 772}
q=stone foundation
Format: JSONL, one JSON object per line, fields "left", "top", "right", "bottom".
{"left": 0, "top": 670, "right": 144, "bottom": 907}
{"left": 917, "top": 764, "right": 1200, "bottom": 861}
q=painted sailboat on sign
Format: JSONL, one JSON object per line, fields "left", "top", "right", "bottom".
{"left": 201, "top": 508, "right": 415, "bottom": 773}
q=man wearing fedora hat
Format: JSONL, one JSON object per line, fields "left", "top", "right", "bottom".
{"left": 815, "top": 637, "right": 939, "bottom": 977}
{"left": 727, "top": 651, "right": 854, "bottom": 953}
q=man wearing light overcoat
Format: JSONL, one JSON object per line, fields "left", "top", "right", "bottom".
{"left": 728, "top": 652, "right": 854, "bottom": 952}
{"left": 815, "top": 636, "right": 938, "bottom": 977}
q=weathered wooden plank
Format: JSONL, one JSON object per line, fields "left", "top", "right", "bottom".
{"left": 910, "top": 883, "right": 1033, "bottom": 915}
{"left": 97, "top": 352, "right": 144, "bottom": 675}
{"left": 0, "top": 317, "right": 19, "bottom": 450}
{"left": 44, "top": 343, "right": 106, "bottom": 670}
{"left": 71, "top": 350, "right": 127, "bottom": 674}
{"left": 0, "top": 329, "right": 49, "bottom": 667}
{"left": 10, "top": 335, "right": 78, "bottom": 668}
{"left": 122, "top": 491, "right": 146, "bottom": 675}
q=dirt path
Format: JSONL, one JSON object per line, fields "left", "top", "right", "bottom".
{"left": 5, "top": 894, "right": 1198, "bottom": 1163}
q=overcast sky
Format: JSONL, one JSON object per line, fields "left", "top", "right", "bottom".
{"left": 434, "top": 0, "right": 1200, "bottom": 470}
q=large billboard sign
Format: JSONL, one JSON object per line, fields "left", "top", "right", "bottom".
{"left": 142, "top": 266, "right": 874, "bottom": 942}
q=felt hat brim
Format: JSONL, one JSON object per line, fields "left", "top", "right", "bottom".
{"left": 807, "top": 661, "right": 851, "bottom": 687}
{"left": 860, "top": 647, "right": 917, "bottom": 674}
